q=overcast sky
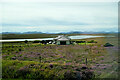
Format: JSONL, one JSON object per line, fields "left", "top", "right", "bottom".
{"left": 0, "top": 1, "right": 118, "bottom": 33}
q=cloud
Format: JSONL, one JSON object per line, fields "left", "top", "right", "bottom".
{"left": 1, "top": 2, "right": 118, "bottom": 32}
{"left": 1, "top": 0, "right": 119, "bottom": 3}
{"left": 25, "top": 27, "right": 37, "bottom": 29}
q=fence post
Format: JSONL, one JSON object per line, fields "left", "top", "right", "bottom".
{"left": 85, "top": 58, "right": 87, "bottom": 65}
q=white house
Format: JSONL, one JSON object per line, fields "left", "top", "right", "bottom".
{"left": 53, "top": 35, "right": 71, "bottom": 45}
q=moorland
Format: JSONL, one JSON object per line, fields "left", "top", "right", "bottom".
{"left": 1, "top": 33, "right": 118, "bottom": 80}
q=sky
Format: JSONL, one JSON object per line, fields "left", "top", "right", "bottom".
{"left": 0, "top": 0, "right": 118, "bottom": 33}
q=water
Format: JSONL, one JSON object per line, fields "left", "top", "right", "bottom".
{"left": 0, "top": 35, "right": 114, "bottom": 42}
{"left": 69, "top": 35, "right": 105, "bottom": 39}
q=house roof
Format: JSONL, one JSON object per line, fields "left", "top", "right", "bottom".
{"left": 54, "top": 35, "right": 71, "bottom": 41}
{"left": 54, "top": 35, "right": 63, "bottom": 40}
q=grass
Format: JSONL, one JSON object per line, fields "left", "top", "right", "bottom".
{"left": 2, "top": 34, "right": 58, "bottom": 39}
{"left": 1, "top": 35, "right": 118, "bottom": 79}
{"left": 2, "top": 33, "right": 117, "bottom": 39}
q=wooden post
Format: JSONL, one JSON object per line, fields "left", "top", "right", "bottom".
{"left": 85, "top": 58, "right": 87, "bottom": 65}
{"left": 39, "top": 56, "right": 42, "bottom": 63}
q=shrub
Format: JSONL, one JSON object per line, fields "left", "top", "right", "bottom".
{"left": 76, "top": 41, "right": 86, "bottom": 43}
{"left": 16, "top": 66, "right": 30, "bottom": 78}
{"left": 33, "top": 40, "right": 40, "bottom": 43}
{"left": 24, "top": 40, "right": 28, "bottom": 43}
{"left": 64, "top": 70, "right": 77, "bottom": 80}
{"left": 19, "top": 48, "right": 22, "bottom": 51}
{"left": 40, "top": 40, "right": 47, "bottom": 44}
{"left": 81, "top": 70, "right": 94, "bottom": 80}
{"left": 49, "top": 64, "right": 53, "bottom": 68}
{"left": 104, "top": 43, "right": 114, "bottom": 47}
{"left": 87, "top": 40, "right": 97, "bottom": 43}
{"left": 11, "top": 57, "right": 16, "bottom": 60}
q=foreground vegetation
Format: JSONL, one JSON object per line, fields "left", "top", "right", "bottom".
{"left": 2, "top": 36, "right": 118, "bottom": 79}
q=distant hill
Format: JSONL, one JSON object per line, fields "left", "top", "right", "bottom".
{"left": 2, "top": 32, "right": 22, "bottom": 34}
{"left": 23, "top": 31, "right": 43, "bottom": 34}
{"left": 2, "top": 31, "right": 118, "bottom": 34}
{"left": 2, "top": 31, "right": 44, "bottom": 34}
{"left": 57, "top": 31, "right": 118, "bottom": 34}
{"left": 58, "top": 31, "right": 83, "bottom": 34}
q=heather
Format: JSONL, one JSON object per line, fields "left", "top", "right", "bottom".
{"left": 2, "top": 37, "right": 118, "bottom": 79}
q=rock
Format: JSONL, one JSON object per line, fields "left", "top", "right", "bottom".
{"left": 75, "top": 68, "right": 81, "bottom": 71}
{"left": 49, "top": 64, "right": 53, "bottom": 68}
{"left": 11, "top": 57, "right": 16, "bottom": 60}
{"left": 37, "top": 53, "right": 41, "bottom": 55}
{"left": 81, "top": 66, "right": 88, "bottom": 69}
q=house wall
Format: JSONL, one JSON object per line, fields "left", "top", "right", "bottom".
{"left": 56, "top": 41, "right": 60, "bottom": 45}
{"left": 66, "top": 41, "right": 70, "bottom": 45}
{"left": 56, "top": 40, "right": 70, "bottom": 45}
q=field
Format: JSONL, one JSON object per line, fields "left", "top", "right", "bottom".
{"left": 2, "top": 33, "right": 115, "bottom": 39}
{"left": 1, "top": 35, "right": 118, "bottom": 80}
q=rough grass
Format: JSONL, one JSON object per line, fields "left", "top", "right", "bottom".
{"left": 2, "top": 36, "right": 118, "bottom": 79}
{"left": 2, "top": 33, "right": 116, "bottom": 39}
